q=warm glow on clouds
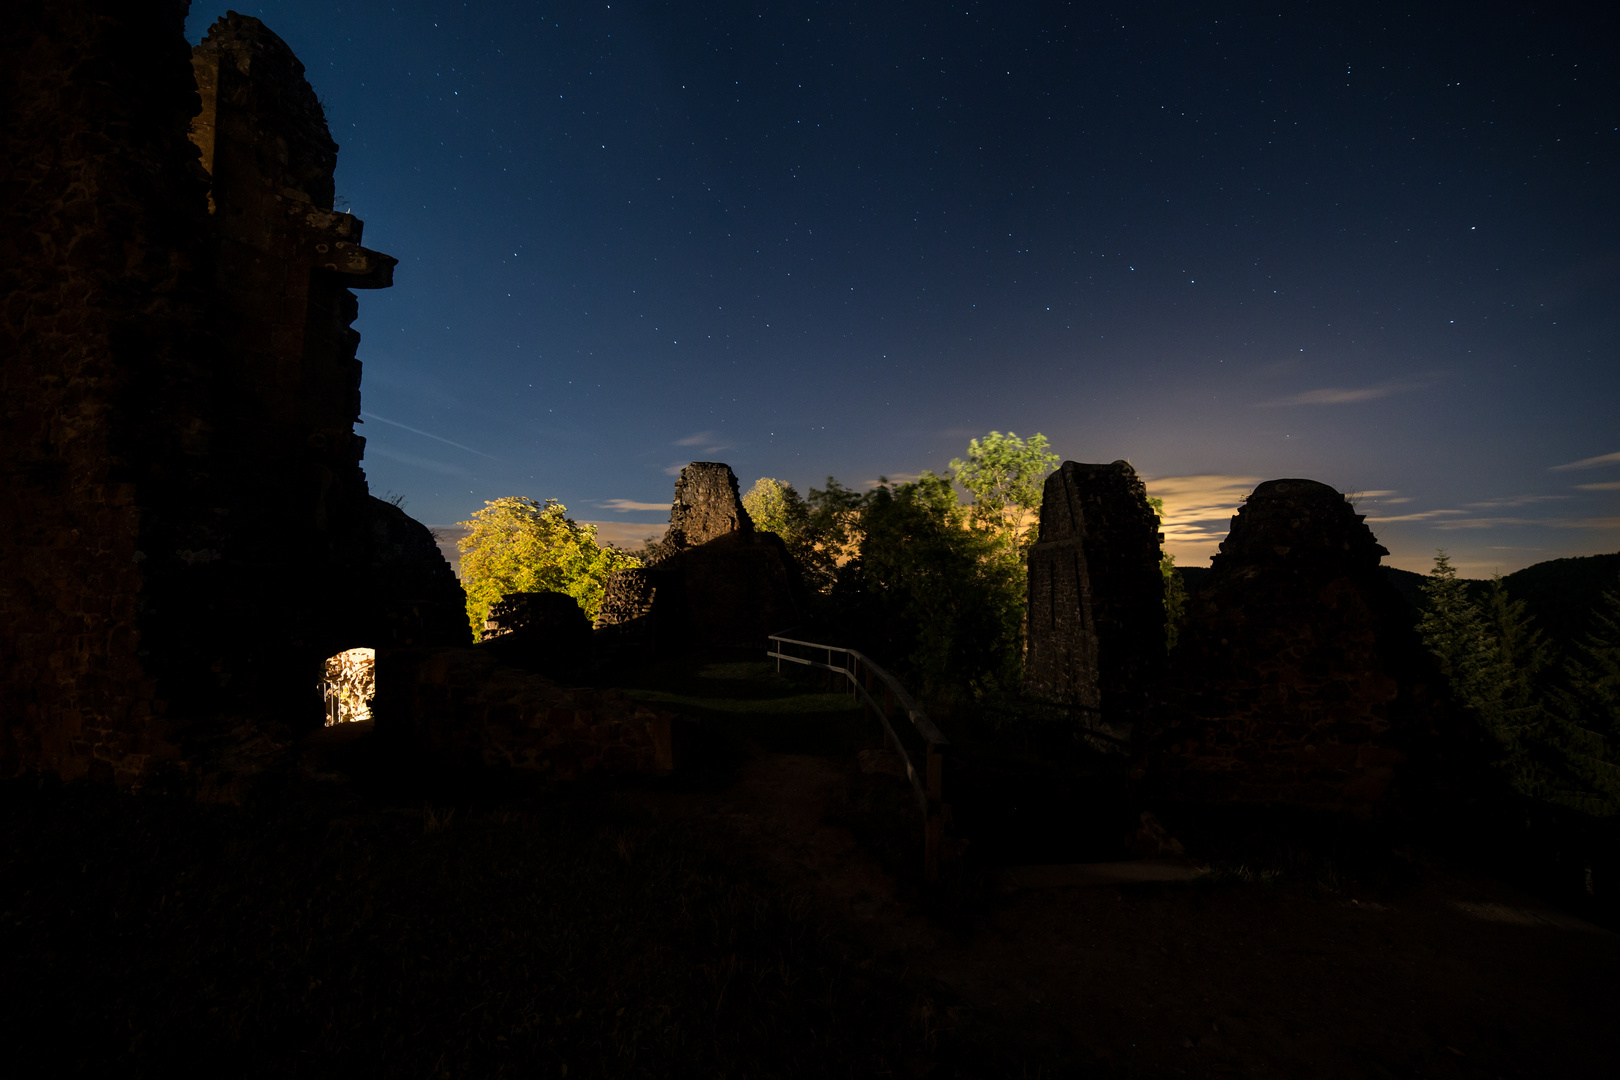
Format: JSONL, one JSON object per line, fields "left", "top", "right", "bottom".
{"left": 1140, "top": 474, "right": 1263, "bottom": 564}
{"left": 600, "top": 499, "right": 669, "bottom": 512}
{"left": 584, "top": 521, "right": 667, "bottom": 550}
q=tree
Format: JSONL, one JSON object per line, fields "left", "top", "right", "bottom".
{"left": 741, "top": 477, "right": 803, "bottom": 538}
{"left": 1147, "top": 496, "right": 1187, "bottom": 652}
{"left": 1550, "top": 587, "right": 1620, "bottom": 815}
{"left": 1418, "top": 551, "right": 1497, "bottom": 703}
{"left": 739, "top": 476, "right": 856, "bottom": 594}
{"left": 1419, "top": 552, "right": 1560, "bottom": 798}
{"left": 457, "top": 497, "right": 640, "bottom": 635}
{"left": 1420, "top": 553, "right": 1620, "bottom": 816}
{"left": 948, "top": 431, "right": 1059, "bottom": 560}
{"left": 844, "top": 473, "right": 1023, "bottom": 698}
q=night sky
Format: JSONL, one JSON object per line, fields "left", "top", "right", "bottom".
{"left": 183, "top": 2, "right": 1618, "bottom": 575}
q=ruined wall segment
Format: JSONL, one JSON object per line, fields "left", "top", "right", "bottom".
{"left": 1143, "top": 479, "right": 1429, "bottom": 816}
{"left": 1022, "top": 461, "right": 1165, "bottom": 736}
{"left": 597, "top": 463, "right": 802, "bottom": 651}
{"left": 654, "top": 461, "right": 755, "bottom": 557}
{"left": 1, "top": 1, "right": 212, "bottom": 781}
{"left": 374, "top": 649, "right": 677, "bottom": 777}
{"left": 1, "top": 5, "right": 463, "bottom": 783}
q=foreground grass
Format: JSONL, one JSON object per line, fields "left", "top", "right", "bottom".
{"left": 0, "top": 768, "right": 1008, "bottom": 1078}
{"left": 613, "top": 659, "right": 876, "bottom": 765}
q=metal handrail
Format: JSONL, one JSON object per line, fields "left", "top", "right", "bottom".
{"left": 766, "top": 633, "right": 950, "bottom": 881}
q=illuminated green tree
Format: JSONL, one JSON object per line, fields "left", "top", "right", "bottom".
{"left": 743, "top": 475, "right": 863, "bottom": 595}
{"left": 948, "top": 430, "right": 1059, "bottom": 560}
{"left": 457, "top": 497, "right": 640, "bottom": 635}
{"left": 741, "top": 477, "right": 806, "bottom": 538}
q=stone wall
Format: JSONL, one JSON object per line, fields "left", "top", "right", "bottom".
{"left": 1022, "top": 461, "right": 1165, "bottom": 737}
{"left": 1, "top": 1, "right": 211, "bottom": 781}
{"left": 655, "top": 461, "right": 755, "bottom": 556}
{"left": 1141, "top": 479, "right": 1439, "bottom": 816}
{"left": 1, "top": 6, "right": 464, "bottom": 783}
{"left": 374, "top": 649, "right": 676, "bottom": 778}
{"left": 596, "top": 463, "right": 802, "bottom": 652}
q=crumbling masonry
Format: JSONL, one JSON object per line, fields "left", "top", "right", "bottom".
{"left": 2, "top": 6, "right": 465, "bottom": 783}
{"left": 1022, "top": 461, "right": 1166, "bottom": 739}
{"left": 1142, "top": 479, "right": 1440, "bottom": 816}
{"left": 595, "top": 463, "right": 804, "bottom": 652}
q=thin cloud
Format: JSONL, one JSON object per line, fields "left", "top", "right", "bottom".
{"left": 578, "top": 521, "right": 668, "bottom": 550}
{"left": 1431, "top": 515, "right": 1620, "bottom": 531}
{"left": 1463, "top": 494, "right": 1575, "bottom": 509}
{"left": 599, "top": 499, "right": 669, "bottom": 512}
{"left": 1549, "top": 516, "right": 1620, "bottom": 530}
{"left": 1575, "top": 481, "right": 1620, "bottom": 491}
{"left": 674, "top": 431, "right": 732, "bottom": 454}
{"left": 364, "top": 444, "right": 471, "bottom": 477}
{"left": 1363, "top": 509, "right": 1469, "bottom": 523}
{"left": 1550, "top": 450, "right": 1620, "bottom": 471}
{"left": 1254, "top": 379, "right": 1424, "bottom": 408}
{"left": 1432, "top": 517, "right": 1537, "bottom": 530}
{"left": 361, "top": 411, "right": 497, "bottom": 459}
{"left": 1345, "top": 490, "right": 1408, "bottom": 508}
{"left": 863, "top": 473, "right": 925, "bottom": 489}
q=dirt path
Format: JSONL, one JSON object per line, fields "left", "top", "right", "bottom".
{"left": 639, "top": 747, "right": 1620, "bottom": 1078}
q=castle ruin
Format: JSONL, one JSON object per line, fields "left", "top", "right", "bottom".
{"left": 1, "top": 6, "right": 465, "bottom": 783}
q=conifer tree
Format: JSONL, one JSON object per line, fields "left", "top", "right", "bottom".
{"left": 1549, "top": 588, "right": 1620, "bottom": 815}
{"left": 1420, "top": 553, "right": 1549, "bottom": 793}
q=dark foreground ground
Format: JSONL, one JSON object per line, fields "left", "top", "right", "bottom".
{"left": 3, "top": 660, "right": 1617, "bottom": 1078}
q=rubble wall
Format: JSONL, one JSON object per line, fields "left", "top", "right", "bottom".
{"left": 374, "top": 649, "right": 675, "bottom": 777}
{"left": 597, "top": 463, "right": 802, "bottom": 652}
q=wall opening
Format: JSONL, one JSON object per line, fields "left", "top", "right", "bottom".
{"left": 322, "top": 647, "right": 375, "bottom": 725}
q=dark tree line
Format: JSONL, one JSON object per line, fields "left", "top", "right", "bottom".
{"left": 1420, "top": 552, "right": 1620, "bottom": 817}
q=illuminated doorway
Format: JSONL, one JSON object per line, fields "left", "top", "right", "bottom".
{"left": 321, "top": 647, "right": 375, "bottom": 725}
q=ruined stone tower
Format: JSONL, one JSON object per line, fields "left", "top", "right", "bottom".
{"left": 596, "top": 463, "right": 803, "bottom": 651}
{"left": 1022, "top": 461, "right": 1166, "bottom": 737}
{"left": 1, "top": 5, "right": 464, "bottom": 783}
{"left": 1142, "top": 479, "right": 1435, "bottom": 816}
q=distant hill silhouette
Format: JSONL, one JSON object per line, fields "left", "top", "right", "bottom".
{"left": 1493, "top": 553, "right": 1620, "bottom": 648}
{"left": 1180, "top": 552, "right": 1620, "bottom": 654}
